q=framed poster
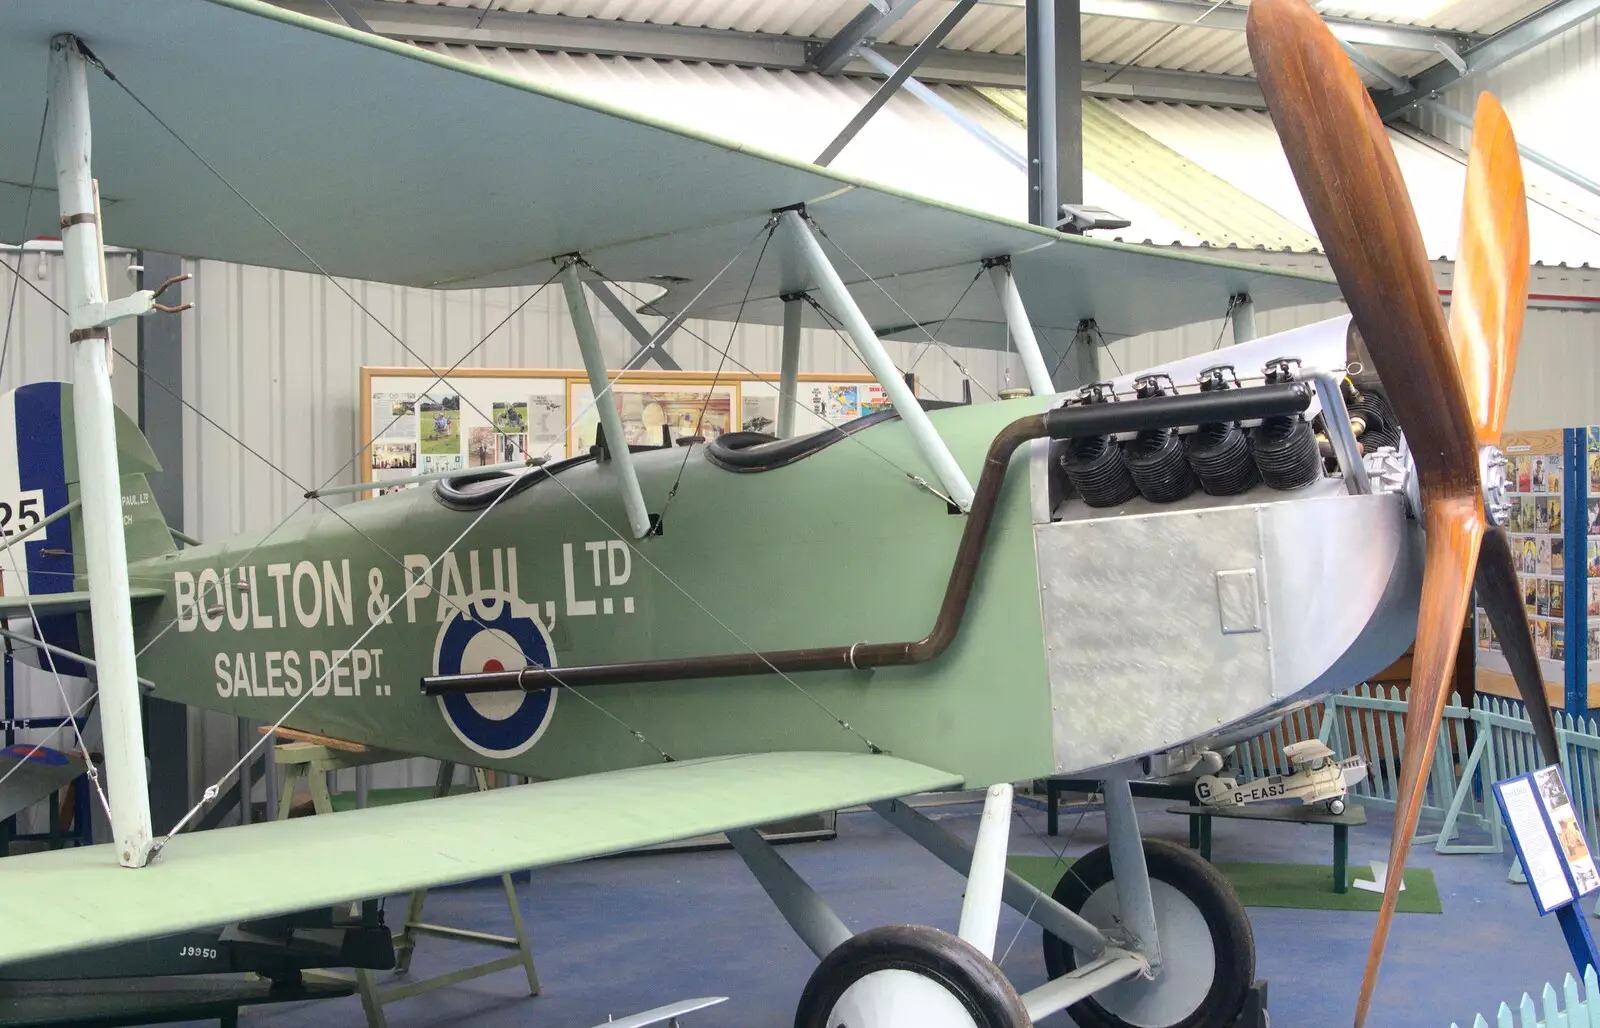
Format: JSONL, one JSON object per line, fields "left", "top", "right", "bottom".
{"left": 1477, "top": 429, "right": 1569, "bottom": 706}
{"left": 358, "top": 367, "right": 904, "bottom": 497}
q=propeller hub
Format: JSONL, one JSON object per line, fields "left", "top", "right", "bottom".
{"left": 1480, "top": 445, "right": 1510, "bottom": 526}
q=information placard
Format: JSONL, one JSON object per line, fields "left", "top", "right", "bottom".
{"left": 1494, "top": 765, "right": 1600, "bottom": 915}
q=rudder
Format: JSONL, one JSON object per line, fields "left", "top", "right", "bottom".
{"left": 0, "top": 381, "right": 174, "bottom": 674}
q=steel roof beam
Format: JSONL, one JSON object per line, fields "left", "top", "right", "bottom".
{"left": 1375, "top": 0, "right": 1600, "bottom": 117}
{"left": 810, "top": 0, "right": 926, "bottom": 75}
{"left": 1078, "top": 0, "right": 1479, "bottom": 52}
{"left": 272, "top": 0, "right": 1264, "bottom": 103}
{"left": 817, "top": 0, "right": 979, "bottom": 165}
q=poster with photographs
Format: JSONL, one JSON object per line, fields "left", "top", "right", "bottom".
{"left": 361, "top": 368, "right": 892, "bottom": 496}
{"left": 372, "top": 390, "right": 418, "bottom": 442}
{"left": 1477, "top": 429, "right": 1569, "bottom": 694}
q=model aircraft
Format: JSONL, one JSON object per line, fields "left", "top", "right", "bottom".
{"left": 1195, "top": 740, "right": 1369, "bottom": 816}
{"left": 0, "top": 0, "right": 1558, "bottom": 1026}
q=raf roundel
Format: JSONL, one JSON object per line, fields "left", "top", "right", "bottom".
{"left": 432, "top": 594, "right": 558, "bottom": 760}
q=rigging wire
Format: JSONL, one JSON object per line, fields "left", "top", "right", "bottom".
{"left": 0, "top": 692, "right": 98, "bottom": 794}
{"left": 0, "top": 543, "right": 112, "bottom": 819}
{"left": 0, "top": 139, "right": 693, "bottom": 781}
{"left": 48, "top": 46, "right": 898, "bottom": 792}
{"left": 644, "top": 219, "right": 776, "bottom": 526}
{"left": 575, "top": 272, "right": 958, "bottom": 509}
{"left": 903, "top": 266, "right": 985, "bottom": 380}
{"left": 1212, "top": 294, "right": 1247, "bottom": 352}
{"left": 997, "top": 797, "right": 1093, "bottom": 969}
{"left": 808, "top": 219, "right": 997, "bottom": 402}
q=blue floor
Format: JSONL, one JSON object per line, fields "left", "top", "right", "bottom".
{"left": 229, "top": 797, "right": 1576, "bottom": 1028}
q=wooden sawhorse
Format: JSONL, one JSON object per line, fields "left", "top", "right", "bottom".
{"left": 272, "top": 740, "right": 540, "bottom": 1028}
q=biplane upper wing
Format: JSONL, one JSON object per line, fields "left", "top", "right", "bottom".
{"left": 0, "top": 751, "right": 961, "bottom": 967}
{"left": 0, "top": 0, "right": 1340, "bottom": 352}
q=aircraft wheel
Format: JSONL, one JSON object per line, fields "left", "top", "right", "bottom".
{"left": 794, "top": 924, "right": 1031, "bottom": 1028}
{"left": 1041, "top": 839, "right": 1253, "bottom": 1028}
{"left": 1326, "top": 798, "right": 1346, "bottom": 815}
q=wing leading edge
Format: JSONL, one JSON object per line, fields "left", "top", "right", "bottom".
{"left": 0, "top": 0, "right": 1340, "bottom": 352}
{"left": 0, "top": 751, "right": 962, "bottom": 967}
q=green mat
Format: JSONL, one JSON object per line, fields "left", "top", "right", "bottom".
{"left": 1007, "top": 856, "right": 1442, "bottom": 914}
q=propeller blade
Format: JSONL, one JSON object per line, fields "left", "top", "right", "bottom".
{"left": 1246, "top": 0, "right": 1477, "bottom": 486}
{"left": 1356, "top": 498, "right": 1485, "bottom": 1026}
{"left": 1246, "top": 3, "right": 1506, "bottom": 1023}
{"left": 1449, "top": 93, "right": 1530, "bottom": 447}
{"left": 1477, "top": 527, "right": 1562, "bottom": 764}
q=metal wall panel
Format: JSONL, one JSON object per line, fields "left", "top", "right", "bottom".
{"left": 1413, "top": 15, "right": 1600, "bottom": 229}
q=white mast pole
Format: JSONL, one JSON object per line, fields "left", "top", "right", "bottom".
{"left": 50, "top": 35, "right": 155, "bottom": 868}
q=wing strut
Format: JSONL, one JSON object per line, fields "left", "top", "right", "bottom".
{"left": 986, "top": 258, "right": 1055, "bottom": 397}
{"left": 779, "top": 210, "right": 976, "bottom": 510}
{"left": 559, "top": 260, "right": 653, "bottom": 539}
{"left": 49, "top": 35, "right": 168, "bottom": 868}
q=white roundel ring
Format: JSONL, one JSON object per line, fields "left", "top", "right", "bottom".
{"left": 433, "top": 594, "right": 557, "bottom": 759}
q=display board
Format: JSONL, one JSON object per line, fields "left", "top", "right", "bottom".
{"left": 1476, "top": 427, "right": 1599, "bottom": 713}
{"left": 359, "top": 367, "right": 900, "bottom": 494}
{"left": 1492, "top": 764, "right": 1600, "bottom": 973}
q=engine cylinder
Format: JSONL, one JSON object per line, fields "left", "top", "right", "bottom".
{"left": 1187, "top": 422, "right": 1261, "bottom": 496}
{"left": 1061, "top": 435, "right": 1139, "bottom": 507}
{"left": 1251, "top": 416, "right": 1322, "bottom": 490}
{"left": 1126, "top": 429, "right": 1198, "bottom": 503}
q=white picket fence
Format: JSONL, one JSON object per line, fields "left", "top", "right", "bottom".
{"left": 1233, "top": 685, "right": 1600, "bottom": 864}
{"left": 1222, "top": 685, "right": 1600, "bottom": 1028}
{"left": 1451, "top": 967, "right": 1600, "bottom": 1028}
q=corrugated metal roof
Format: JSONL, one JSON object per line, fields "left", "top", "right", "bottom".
{"left": 980, "top": 87, "right": 1316, "bottom": 249}
{"left": 414, "top": 45, "right": 1597, "bottom": 263}
{"left": 418, "top": 44, "right": 1205, "bottom": 245}
{"left": 379, "top": 0, "right": 1552, "bottom": 66}
{"left": 1104, "top": 98, "right": 1600, "bottom": 265}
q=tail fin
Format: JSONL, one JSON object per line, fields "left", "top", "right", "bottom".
{"left": 0, "top": 381, "right": 174, "bottom": 674}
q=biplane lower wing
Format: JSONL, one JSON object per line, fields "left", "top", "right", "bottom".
{"left": 0, "top": 751, "right": 961, "bottom": 967}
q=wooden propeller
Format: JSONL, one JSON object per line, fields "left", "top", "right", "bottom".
{"left": 1246, "top": 4, "right": 1545, "bottom": 1024}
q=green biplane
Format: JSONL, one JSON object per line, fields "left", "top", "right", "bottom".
{"left": 0, "top": 1, "right": 1554, "bottom": 1025}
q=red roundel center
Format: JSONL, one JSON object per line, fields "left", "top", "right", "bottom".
{"left": 482, "top": 658, "right": 505, "bottom": 673}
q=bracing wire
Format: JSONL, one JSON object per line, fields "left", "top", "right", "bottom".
{"left": 39, "top": 46, "right": 902, "bottom": 809}
{"left": 0, "top": 542, "right": 112, "bottom": 819}
{"left": 577, "top": 272, "right": 959, "bottom": 509}
{"left": 0, "top": 692, "right": 98, "bottom": 794}
{"left": 808, "top": 219, "right": 998, "bottom": 402}
{"left": 651, "top": 219, "right": 776, "bottom": 525}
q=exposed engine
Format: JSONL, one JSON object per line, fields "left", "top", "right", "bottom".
{"left": 1054, "top": 356, "right": 1360, "bottom": 508}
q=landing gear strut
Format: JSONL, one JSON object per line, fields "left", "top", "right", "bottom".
{"left": 1042, "top": 839, "right": 1254, "bottom": 1028}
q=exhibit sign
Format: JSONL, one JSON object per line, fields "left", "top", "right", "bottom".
{"left": 358, "top": 368, "right": 904, "bottom": 496}
{"left": 1493, "top": 765, "right": 1600, "bottom": 973}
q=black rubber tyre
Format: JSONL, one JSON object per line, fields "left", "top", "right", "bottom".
{"left": 1041, "top": 839, "right": 1253, "bottom": 1028}
{"left": 794, "top": 924, "right": 1032, "bottom": 1028}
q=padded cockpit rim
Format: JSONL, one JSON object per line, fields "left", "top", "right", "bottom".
{"left": 705, "top": 401, "right": 963, "bottom": 473}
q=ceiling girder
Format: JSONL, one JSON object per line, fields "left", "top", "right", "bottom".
{"left": 809, "top": 0, "right": 926, "bottom": 75}
{"left": 1078, "top": 0, "right": 1479, "bottom": 53}
{"left": 273, "top": 0, "right": 1264, "bottom": 103}
{"left": 1374, "top": 0, "right": 1600, "bottom": 117}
